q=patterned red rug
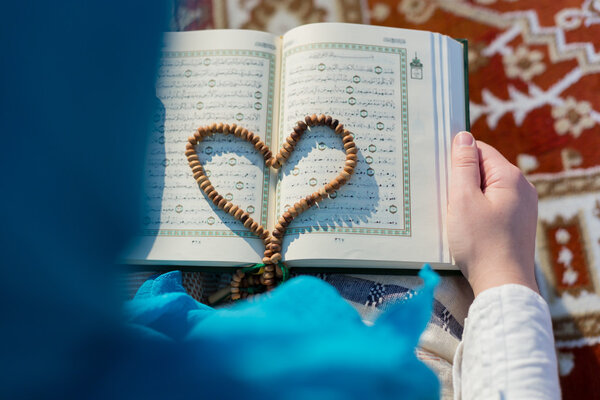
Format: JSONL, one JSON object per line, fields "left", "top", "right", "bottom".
{"left": 170, "top": 0, "right": 600, "bottom": 397}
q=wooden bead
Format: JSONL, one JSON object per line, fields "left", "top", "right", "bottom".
{"left": 217, "top": 197, "right": 227, "bottom": 208}
{"left": 208, "top": 191, "right": 218, "bottom": 201}
{"left": 325, "top": 115, "right": 332, "bottom": 126}
{"left": 264, "top": 272, "right": 274, "bottom": 280}
{"left": 243, "top": 218, "right": 253, "bottom": 229}
{"left": 186, "top": 142, "right": 194, "bottom": 150}
{"left": 222, "top": 124, "right": 230, "bottom": 134}
{"left": 250, "top": 221, "right": 259, "bottom": 232}
{"left": 283, "top": 212, "right": 293, "bottom": 223}
{"left": 230, "top": 280, "right": 240, "bottom": 288}
{"left": 199, "top": 180, "right": 211, "bottom": 190}
{"left": 211, "top": 194, "right": 223, "bottom": 205}
{"left": 312, "top": 192, "right": 324, "bottom": 203}
{"left": 335, "top": 124, "right": 344, "bottom": 135}
{"left": 278, "top": 218, "right": 288, "bottom": 229}
{"left": 264, "top": 249, "right": 273, "bottom": 258}
{"left": 346, "top": 147, "right": 358, "bottom": 155}
{"left": 231, "top": 287, "right": 240, "bottom": 294}
{"left": 231, "top": 293, "right": 241, "bottom": 301}
{"left": 204, "top": 185, "right": 215, "bottom": 195}
{"left": 339, "top": 170, "right": 351, "bottom": 181}
{"left": 262, "top": 256, "right": 271, "bottom": 264}
{"left": 283, "top": 141, "right": 294, "bottom": 152}
{"left": 346, "top": 153, "right": 357, "bottom": 162}
{"left": 263, "top": 150, "right": 272, "bottom": 160}
{"left": 223, "top": 202, "right": 233, "bottom": 213}
{"left": 229, "top": 123, "right": 237, "bottom": 133}
{"left": 234, "top": 208, "right": 244, "bottom": 219}
{"left": 344, "top": 142, "right": 356, "bottom": 152}
{"left": 304, "top": 115, "right": 313, "bottom": 126}
{"left": 264, "top": 264, "right": 275, "bottom": 273}
{"left": 309, "top": 114, "right": 318, "bottom": 125}
{"left": 209, "top": 123, "right": 217, "bottom": 132}
{"left": 342, "top": 134, "right": 354, "bottom": 144}
{"left": 290, "top": 131, "right": 301, "bottom": 142}
{"left": 299, "top": 198, "right": 309, "bottom": 211}
{"left": 216, "top": 122, "right": 224, "bottom": 133}
{"left": 258, "top": 145, "right": 270, "bottom": 157}
{"left": 331, "top": 119, "right": 339, "bottom": 129}
{"left": 229, "top": 204, "right": 239, "bottom": 216}
{"left": 188, "top": 136, "right": 197, "bottom": 144}
{"left": 185, "top": 149, "right": 196, "bottom": 158}
{"left": 305, "top": 195, "right": 315, "bottom": 207}
{"left": 187, "top": 154, "right": 199, "bottom": 162}
{"left": 297, "top": 120, "right": 307, "bottom": 131}
{"left": 272, "top": 229, "right": 283, "bottom": 238}
{"left": 255, "top": 225, "right": 265, "bottom": 237}
{"left": 289, "top": 206, "right": 299, "bottom": 218}
{"left": 335, "top": 175, "right": 347, "bottom": 185}
{"left": 240, "top": 128, "right": 249, "bottom": 140}
{"left": 330, "top": 179, "right": 340, "bottom": 190}
{"left": 345, "top": 159, "right": 357, "bottom": 168}
{"left": 318, "top": 187, "right": 327, "bottom": 197}
{"left": 240, "top": 212, "right": 250, "bottom": 223}
{"left": 324, "top": 183, "right": 335, "bottom": 193}
{"left": 235, "top": 270, "right": 245, "bottom": 279}
{"left": 232, "top": 274, "right": 242, "bottom": 283}
{"left": 270, "top": 237, "right": 282, "bottom": 246}
{"left": 264, "top": 279, "right": 274, "bottom": 286}
{"left": 270, "top": 159, "right": 281, "bottom": 169}
{"left": 251, "top": 135, "right": 260, "bottom": 145}
{"left": 279, "top": 148, "right": 290, "bottom": 159}
{"left": 344, "top": 165, "right": 354, "bottom": 175}
{"left": 270, "top": 253, "right": 282, "bottom": 263}
{"left": 317, "top": 114, "right": 326, "bottom": 125}
{"left": 254, "top": 140, "right": 265, "bottom": 150}
{"left": 234, "top": 126, "right": 244, "bottom": 137}
{"left": 191, "top": 165, "right": 203, "bottom": 174}
{"left": 195, "top": 175, "right": 207, "bottom": 184}
{"left": 269, "top": 243, "right": 281, "bottom": 253}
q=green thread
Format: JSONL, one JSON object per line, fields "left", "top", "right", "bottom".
{"left": 241, "top": 261, "right": 289, "bottom": 282}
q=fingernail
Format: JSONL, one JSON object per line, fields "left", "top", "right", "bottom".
{"left": 455, "top": 131, "right": 474, "bottom": 147}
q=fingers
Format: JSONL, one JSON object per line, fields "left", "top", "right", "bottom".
{"left": 475, "top": 140, "right": 523, "bottom": 191}
{"left": 450, "top": 132, "right": 482, "bottom": 203}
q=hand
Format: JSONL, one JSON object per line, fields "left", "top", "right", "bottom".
{"left": 447, "top": 132, "right": 539, "bottom": 296}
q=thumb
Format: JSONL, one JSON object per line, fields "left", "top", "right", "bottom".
{"left": 450, "top": 132, "right": 482, "bottom": 200}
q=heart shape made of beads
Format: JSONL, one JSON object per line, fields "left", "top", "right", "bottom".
{"left": 185, "top": 114, "right": 357, "bottom": 301}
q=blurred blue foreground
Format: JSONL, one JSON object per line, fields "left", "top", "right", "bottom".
{"left": 1, "top": 1, "right": 439, "bottom": 399}
{"left": 122, "top": 267, "right": 440, "bottom": 399}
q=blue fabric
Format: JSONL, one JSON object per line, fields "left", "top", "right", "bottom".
{"left": 1, "top": 1, "right": 442, "bottom": 398}
{"left": 123, "top": 266, "right": 441, "bottom": 399}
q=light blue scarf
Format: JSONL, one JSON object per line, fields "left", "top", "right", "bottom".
{"left": 124, "top": 265, "right": 440, "bottom": 399}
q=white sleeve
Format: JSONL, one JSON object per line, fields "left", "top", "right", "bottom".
{"left": 452, "top": 284, "right": 561, "bottom": 400}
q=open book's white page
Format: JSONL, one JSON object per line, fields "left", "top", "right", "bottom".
{"left": 126, "top": 30, "right": 278, "bottom": 265}
{"left": 277, "top": 23, "right": 464, "bottom": 268}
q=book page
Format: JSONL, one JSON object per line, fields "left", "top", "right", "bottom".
{"left": 277, "top": 23, "right": 464, "bottom": 268}
{"left": 126, "top": 30, "right": 279, "bottom": 266}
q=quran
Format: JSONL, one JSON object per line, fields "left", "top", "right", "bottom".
{"left": 126, "top": 23, "right": 468, "bottom": 271}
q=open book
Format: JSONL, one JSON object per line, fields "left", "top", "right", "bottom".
{"left": 126, "top": 23, "right": 467, "bottom": 270}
